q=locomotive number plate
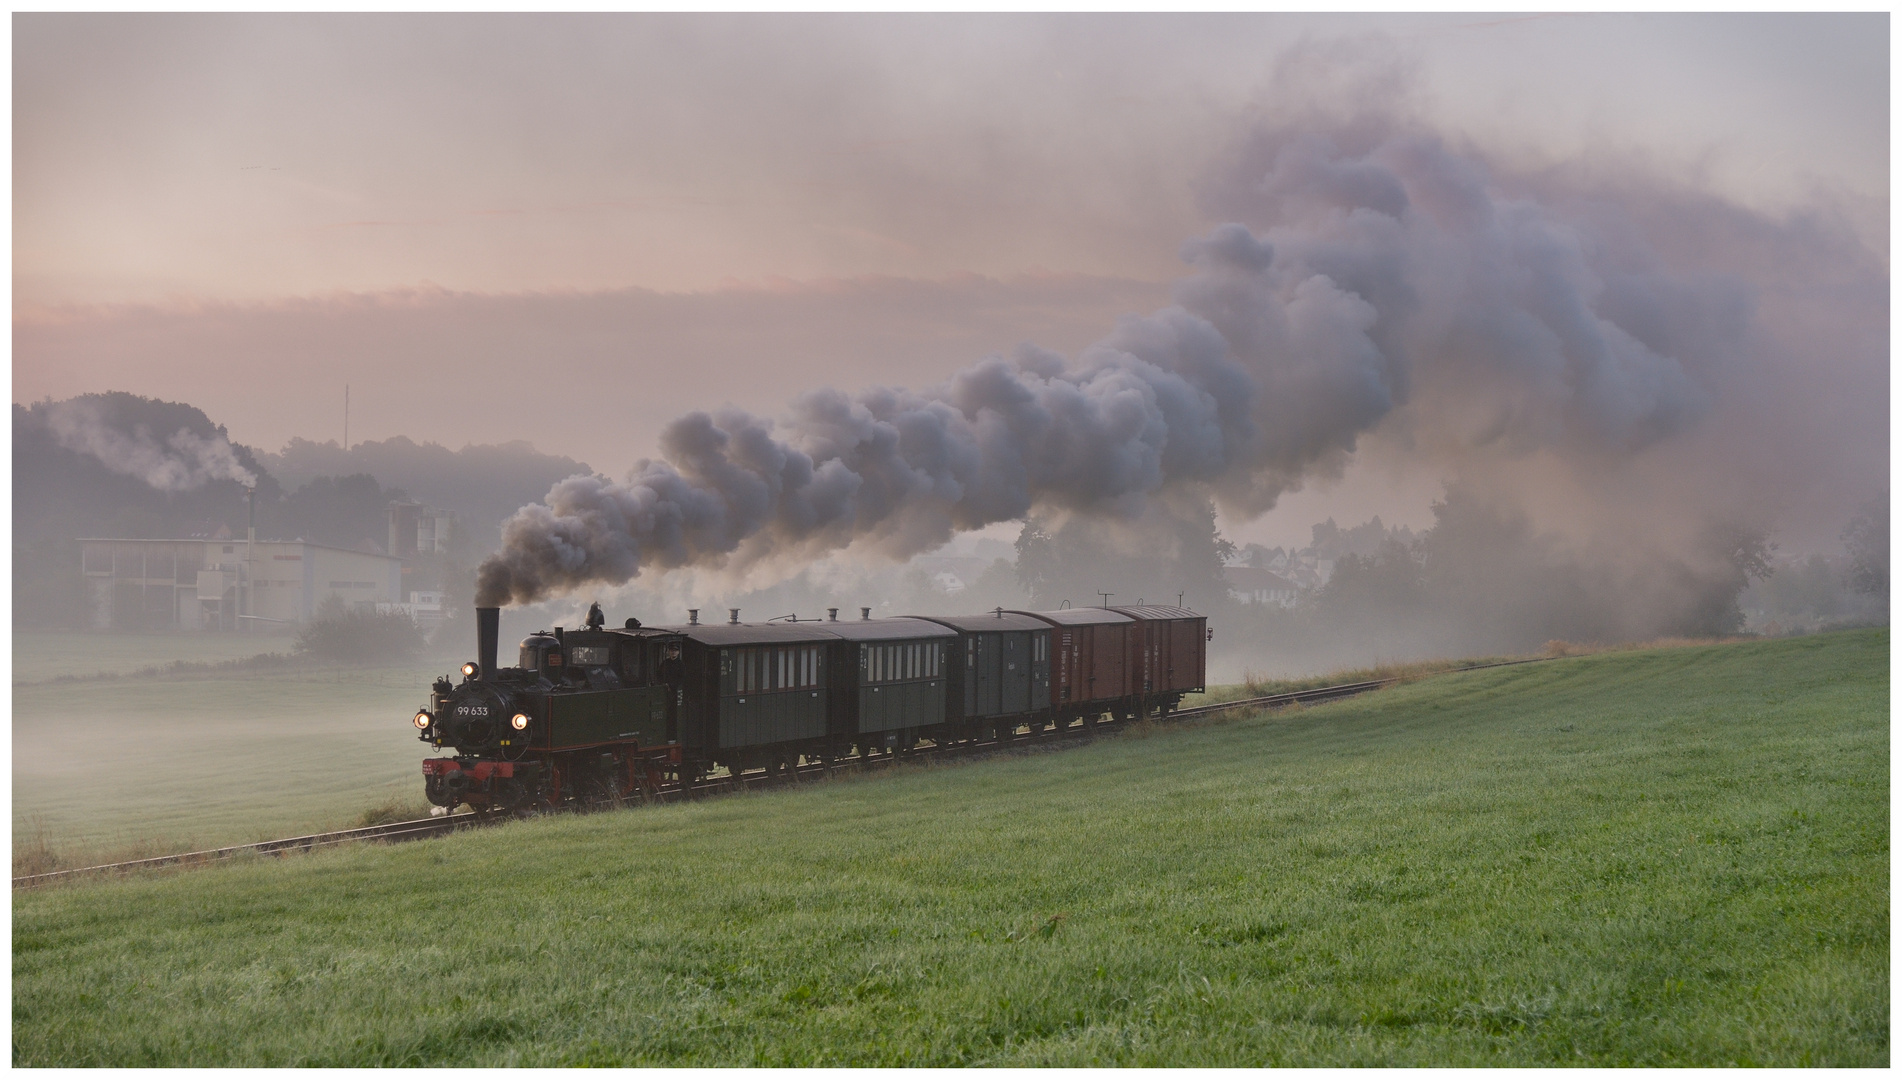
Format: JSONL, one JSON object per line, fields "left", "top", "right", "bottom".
{"left": 456, "top": 705, "right": 491, "bottom": 716}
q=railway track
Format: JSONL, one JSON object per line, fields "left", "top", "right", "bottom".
{"left": 14, "top": 653, "right": 1555, "bottom": 890}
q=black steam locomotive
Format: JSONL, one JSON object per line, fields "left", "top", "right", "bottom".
{"left": 413, "top": 602, "right": 1208, "bottom": 814}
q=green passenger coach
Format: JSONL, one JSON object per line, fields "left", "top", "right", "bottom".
{"left": 670, "top": 620, "right": 839, "bottom": 764}
{"left": 822, "top": 616, "right": 959, "bottom": 747}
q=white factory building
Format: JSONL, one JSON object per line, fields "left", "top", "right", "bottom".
{"left": 80, "top": 537, "right": 404, "bottom": 632}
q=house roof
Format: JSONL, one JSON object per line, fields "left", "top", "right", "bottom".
{"left": 77, "top": 536, "right": 402, "bottom": 562}
{"left": 1223, "top": 565, "right": 1298, "bottom": 590}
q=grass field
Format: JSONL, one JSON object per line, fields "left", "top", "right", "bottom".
{"left": 12, "top": 665, "right": 440, "bottom": 864}
{"left": 12, "top": 629, "right": 1888, "bottom": 1065}
{"left": 12, "top": 629, "right": 446, "bottom": 867}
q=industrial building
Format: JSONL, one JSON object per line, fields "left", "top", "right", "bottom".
{"left": 80, "top": 537, "right": 403, "bottom": 632}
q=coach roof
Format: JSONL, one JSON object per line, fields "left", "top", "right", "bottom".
{"left": 655, "top": 622, "right": 844, "bottom": 647}
{"left": 903, "top": 612, "right": 1050, "bottom": 633}
{"left": 818, "top": 617, "right": 957, "bottom": 642}
{"left": 1107, "top": 606, "right": 1202, "bottom": 621}
{"left": 1007, "top": 607, "right": 1135, "bottom": 627}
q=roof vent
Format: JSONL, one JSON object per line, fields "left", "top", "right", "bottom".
{"left": 860, "top": 607, "right": 871, "bottom": 621}
{"left": 729, "top": 608, "right": 741, "bottom": 625}
{"left": 827, "top": 607, "right": 838, "bottom": 622}
{"left": 688, "top": 609, "right": 699, "bottom": 625}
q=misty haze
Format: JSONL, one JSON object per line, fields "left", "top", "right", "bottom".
{"left": 10, "top": 13, "right": 1888, "bottom": 1068}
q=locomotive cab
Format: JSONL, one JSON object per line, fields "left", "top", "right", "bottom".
{"left": 518, "top": 632, "right": 567, "bottom": 681}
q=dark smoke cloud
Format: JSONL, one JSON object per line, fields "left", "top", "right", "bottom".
{"left": 478, "top": 119, "right": 1757, "bottom": 607}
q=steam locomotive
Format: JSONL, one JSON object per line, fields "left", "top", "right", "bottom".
{"left": 413, "top": 602, "right": 1208, "bottom": 814}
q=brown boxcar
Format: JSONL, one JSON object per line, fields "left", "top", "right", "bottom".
{"left": 1108, "top": 605, "right": 1207, "bottom": 700}
{"left": 1008, "top": 607, "right": 1135, "bottom": 716}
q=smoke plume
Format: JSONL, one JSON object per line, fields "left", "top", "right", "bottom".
{"left": 44, "top": 398, "right": 257, "bottom": 492}
{"left": 478, "top": 124, "right": 1765, "bottom": 608}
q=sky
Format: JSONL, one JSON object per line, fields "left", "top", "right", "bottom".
{"left": 12, "top": 13, "right": 1890, "bottom": 553}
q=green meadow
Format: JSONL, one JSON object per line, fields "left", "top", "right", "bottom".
{"left": 13, "top": 630, "right": 1888, "bottom": 1065}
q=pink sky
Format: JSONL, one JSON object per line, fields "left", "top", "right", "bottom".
{"left": 13, "top": 14, "right": 1887, "bottom": 550}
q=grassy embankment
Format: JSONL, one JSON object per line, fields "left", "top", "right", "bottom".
{"left": 14, "top": 629, "right": 1888, "bottom": 1065}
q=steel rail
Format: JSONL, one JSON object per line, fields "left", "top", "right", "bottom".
{"left": 14, "top": 653, "right": 1558, "bottom": 889}
{"left": 13, "top": 812, "right": 492, "bottom": 890}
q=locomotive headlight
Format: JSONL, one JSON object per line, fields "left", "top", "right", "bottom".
{"left": 462, "top": 662, "right": 481, "bottom": 679}
{"left": 511, "top": 712, "right": 531, "bottom": 731}
{"left": 414, "top": 711, "right": 433, "bottom": 730}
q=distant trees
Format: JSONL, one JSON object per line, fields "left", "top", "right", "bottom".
{"left": 1014, "top": 497, "right": 1235, "bottom": 612}
{"left": 294, "top": 596, "right": 426, "bottom": 664}
{"left": 14, "top": 391, "right": 600, "bottom": 630}
{"left": 13, "top": 393, "right": 277, "bottom": 628}
{"left": 1842, "top": 494, "right": 1888, "bottom": 598}
{"left": 1220, "top": 485, "right": 1787, "bottom": 670}
{"left": 267, "top": 473, "right": 400, "bottom": 552}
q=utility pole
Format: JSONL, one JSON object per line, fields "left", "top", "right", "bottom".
{"left": 245, "top": 485, "right": 257, "bottom": 634}
{"left": 344, "top": 383, "right": 350, "bottom": 452}
{"left": 1097, "top": 591, "right": 1113, "bottom": 608}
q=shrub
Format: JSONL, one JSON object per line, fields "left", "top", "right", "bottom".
{"left": 293, "top": 597, "right": 425, "bottom": 664}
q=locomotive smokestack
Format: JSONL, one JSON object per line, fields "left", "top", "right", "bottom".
{"left": 729, "top": 608, "right": 740, "bottom": 624}
{"left": 861, "top": 607, "right": 871, "bottom": 621}
{"left": 476, "top": 607, "right": 500, "bottom": 680}
{"left": 688, "top": 608, "right": 699, "bottom": 625}
{"left": 828, "top": 607, "right": 838, "bottom": 621}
